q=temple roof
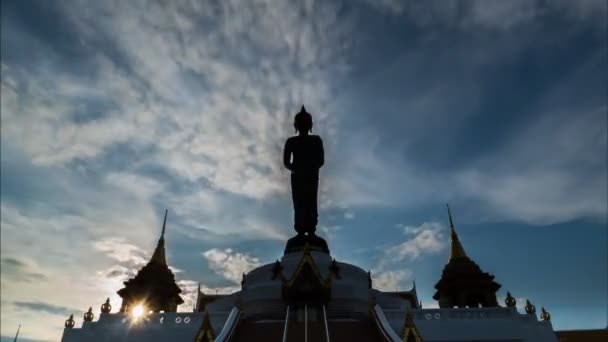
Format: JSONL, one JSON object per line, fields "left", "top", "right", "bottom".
{"left": 433, "top": 205, "right": 500, "bottom": 306}
{"left": 117, "top": 210, "right": 183, "bottom": 308}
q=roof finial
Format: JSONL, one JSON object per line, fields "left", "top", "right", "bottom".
{"left": 13, "top": 324, "right": 20, "bottom": 342}
{"left": 194, "top": 282, "right": 202, "bottom": 312}
{"left": 150, "top": 209, "right": 168, "bottom": 265}
{"left": 161, "top": 209, "right": 168, "bottom": 240}
{"left": 447, "top": 204, "right": 468, "bottom": 260}
{"left": 447, "top": 204, "right": 455, "bottom": 231}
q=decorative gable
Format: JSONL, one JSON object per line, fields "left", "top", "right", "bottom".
{"left": 401, "top": 311, "right": 423, "bottom": 342}
{"left": 278, "top": 244, "right": 332, "bottom": 303}
{"left": 193, "top": 311, "right": 215, "bottom": 342}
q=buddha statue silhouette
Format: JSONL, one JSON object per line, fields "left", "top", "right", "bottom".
{"left": 283, "top": 106, "right": 324, "bottom": 236}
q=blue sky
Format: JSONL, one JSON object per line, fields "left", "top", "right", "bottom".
{"left": 1, "top": 0, "right": 606, "bottom": 340}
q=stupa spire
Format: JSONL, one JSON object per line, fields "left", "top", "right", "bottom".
{"left": 447, "top": 204, "right": 468, "bottom": 260}
{"left": 434, "top": 205, "right": 501, "bottom": 308}
{"left": 150, "top": 209, "right": 168, "bottom": 265}
{"left": 117, "top": 209, "right": 183, "bottom": 313}
{"left": 13, "top": 324, "right": 20, "bottom": 342}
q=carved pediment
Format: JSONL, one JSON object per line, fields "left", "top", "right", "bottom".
{"left": 401, "top": 311, "right": 423, "bottom": 342}
{"left": 193, "top": 311, "right": 215, "bottom": 342}
{"left": 278, "top": 244, "right": 332, "bottom": 303}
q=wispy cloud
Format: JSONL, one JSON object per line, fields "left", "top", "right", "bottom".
{"left": 0, "top": 258, "right": 47, "bottom": 283}
{"left": 324, "top": 54, "right": 607, "bottom": 225}
{"left": 93, "top": 238, "right": 148, "bottom": 266}
{"left": 360, "top": 0, "right": 606, "bottom": 30}
{"left": 12, "top": 301, "right": 79, "bottom": 317}
{"left": 387, "top": 222, "right": 445, "bottom": 261}
{"left": 2, "top": 1, "right": 353, "bottom": 335}
{"left": 1, "top": 0, "right": 352, "bottom": 201}
{"left": 372, "top": 221, "right": 447, "bottom": 291}
{"left": 455, "top": 105, "right": 607, "bottom": 225}
{"left": 176, "top": 279, "right": 240, "bottom": 312}
{"left": 372, "top": 270, "right": 413, "bottom": 292}
{"left": 202, "top": 248, "right": 262, "bottom": 285}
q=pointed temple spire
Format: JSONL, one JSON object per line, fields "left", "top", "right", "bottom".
{"left": 161, "top": 209, "right": 168, "bottom": 239}
{"left": 447, "top": 204, "right": 468, "bottom": 260}
{"left": 13, "top": 324, "right": 20, "bottom": 342}
{"left": 150, "top": 209, "right": 168, "bottom": 265}
{"left": 194, "top": 283, "right": 201, "bottom": 312}
{"left": 433, "top": 205, "right": 501, "bottom": 308}
{"left": 117, "top": 209, "right": 183, "bottom": 313}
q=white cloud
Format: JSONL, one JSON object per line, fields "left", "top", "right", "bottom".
{"left": 0, "top": 189, "right": 163, "bottom": 340}
{"left": 455, "top": 102, "right": 607, "bottom": 225}
{"left": 2, "top": 1, "right": 354, "bottom": 333}
{"left": 1, "top": 0, "right": 353, "bottom": 202}
{"left": 176, "top": 279, "right": 240, "bottom": 313}
{"left": 165, "top": 187, "right": 289, "bottom": 241}
{"left": 372, "top": 270, "right": 413, "bottom": 291}
{"left": 371, "top": 222, "right": 446, "bottom": 292}
{"left": 420, "top": 300, "right": 440, "bottom": 309}
{"left": 387, "top": 222, "right": 446, "bottom": 262}
{"left": 323, "top": 67, "right": 606, "bottom": 225}
{"left": 93, "top": 238, "right": 148, "bottom": 266}
{"left": 202, "top": 248, "right": 262, "bottom": 285}
{"left": 103, "top": 173, "right": 165, "bottom": 200}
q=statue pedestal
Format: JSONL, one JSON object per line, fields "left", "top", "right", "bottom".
{"left": 284, "top": 234, "right": 329, "bottom": 255}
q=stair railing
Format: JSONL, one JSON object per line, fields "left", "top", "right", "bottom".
{"left": 323, "top": 305, "right": 330, "bottom": 342}
{"left": 282, "top": 305, "right": 290, "bottom": 342}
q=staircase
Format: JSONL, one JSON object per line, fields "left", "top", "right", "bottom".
{"left": 229, "top": 304, "right": 387, "bottom": 342}
{"left": 229, "top": 320, "right": 285, "bottom": 341}
{"left": 327, "top": 319, "right": 386, "bottom": 341}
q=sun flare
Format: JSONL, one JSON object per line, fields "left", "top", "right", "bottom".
{"left": 131, "top": 304, "right": 145, "bottom": 319}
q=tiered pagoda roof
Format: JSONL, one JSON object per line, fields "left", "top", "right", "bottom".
{"left": 117, "top": 210, "right": 184, "bottom": 313}
{"left": 433, "top": 205, "right": 501, "bottom": 308}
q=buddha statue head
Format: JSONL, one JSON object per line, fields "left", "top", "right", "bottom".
{"left": 294, "top": 106, "right": 313, "bottom": 134}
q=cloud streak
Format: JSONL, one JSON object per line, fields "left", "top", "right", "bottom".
{"left": 0, "top": 258, "right": 47, "bottom": 283}
{"left": 12, "top": 301, "right": 79, "bottom": 317}
{"left": 372, "top": 221, "right": 447, "bottom": 291}
{"left": 202, "top": 248, "right": 262, "bottom": 284}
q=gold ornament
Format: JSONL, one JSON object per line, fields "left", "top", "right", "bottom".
{"left": 540, "top": 307, "right": 551, "bottom": 321}
{"left": 83, "top": 307, "right": 94, "bottom": 322}
{"left": 505, "top": 292, "right": 516, "bottom": 308}
{"left": 101, "top": 298, "right": 112, "bottom": 314}
{"left": 65, "top": 314, "right": 75, "bottom": 329}
{"left": 525, "top": 300, "right": 536, "bottom": 315}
